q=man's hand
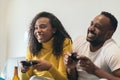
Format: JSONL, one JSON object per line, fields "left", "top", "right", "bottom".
{"left": 78, "top": 55, "right": 98, "bottom": 74}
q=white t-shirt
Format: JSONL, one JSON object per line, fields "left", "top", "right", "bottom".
{"left": 73, "top": 35, "right": 120, "bottom": 80}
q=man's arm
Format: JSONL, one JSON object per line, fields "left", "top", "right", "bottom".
{"left": 113, "top": 69, "right": 120, "bottom": 78}
{"left": 79, "top": 55, "right": 120, "bottom": 80}
{"left": 94, "top": 67, "right": 120, "bottom": 80}
{"left": 67, "top": 67, "right": 78, "bottom": 80}
{"left": 64, "top": 52, "right": 78, "bottom": 80}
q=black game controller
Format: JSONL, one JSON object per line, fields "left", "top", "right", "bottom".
{"left": 70, "top": 53, "right": 79, "bottom": 62}
{"left": 21, "top": 61, "right": 38, "bottom": 66}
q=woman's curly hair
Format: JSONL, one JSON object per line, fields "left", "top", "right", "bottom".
{"left": 28, "top": 11, "right": 72, "bottom": 57}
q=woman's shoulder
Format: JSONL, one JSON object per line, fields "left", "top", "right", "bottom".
{"left": 64, "top": 38, "right": 72, "bottom": 44}
{"left": 62, "top": 38, "right": 72, "bottom": 49}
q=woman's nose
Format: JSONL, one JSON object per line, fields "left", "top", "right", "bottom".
{"left": 37, "top": 27, "right": 42, "bottom": 32}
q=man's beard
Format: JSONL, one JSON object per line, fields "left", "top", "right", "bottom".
{"left": 86, "top": 37, "right": 104, "bottom": 47}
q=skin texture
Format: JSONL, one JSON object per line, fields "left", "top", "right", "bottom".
{"left": 21, "top": 17, "right": 55, "bottom": 73}
{"left": 20, "top": 12, "right": 72, "bottom": 80}
{"left": 64, "top": 13, "right": 120, "bottom": 80}
{"left": 87, "top": 15, "right": 113, "bottom": 52}
{"left": 34, "top": 17, "right": 56, "bottom": 43}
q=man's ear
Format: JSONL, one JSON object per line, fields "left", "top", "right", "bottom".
{"left": 106, "top": 30, "right": 114, "bottom": 39}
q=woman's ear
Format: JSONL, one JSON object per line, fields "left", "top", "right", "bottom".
{"left": 53, "top": 28, "right": 56, "bottom": 34}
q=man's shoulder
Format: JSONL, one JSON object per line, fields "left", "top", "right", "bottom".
{"left": 103, "top": 39, "right": 119, "bottom": 49}
{"left": 74, "top": 35, "right": 87, "bottom": 43}
{"left": 73, "top": 35, "right": 89, "bottom": 47}
{"left": 102, "top": 39, "right": 120, "bottom": 55}
{"left": 73, "top": 35, "right": 89, "bottom": 53}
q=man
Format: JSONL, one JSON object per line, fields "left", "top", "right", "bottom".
{"left": 64, "top": 11, "right": 120, "bottom": 80}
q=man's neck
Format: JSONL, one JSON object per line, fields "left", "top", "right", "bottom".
{"left": 90, "top": 42, "right": 104, "bottom": 52}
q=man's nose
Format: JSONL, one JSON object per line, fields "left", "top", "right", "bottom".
{"left": 89, "top": 25, "right": 95, "bottom": 31}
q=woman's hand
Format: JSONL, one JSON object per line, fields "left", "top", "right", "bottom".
{"left": 20, "top": 61, "right": 30, "bottom": 73}
{"left": 64, "top": 52, "right": 78, "bottom": 69}
{"left": 32, "top": 60, "right": 52, "bottom": 71}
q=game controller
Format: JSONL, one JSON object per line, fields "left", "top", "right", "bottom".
{"left": 21, "top": 61, "right": 38, "bottom": 66}
{"left": 70, "top": 53, "right": 79, "bottom": 62}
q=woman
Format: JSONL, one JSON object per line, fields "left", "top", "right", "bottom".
{"left": 20, "top": 11, "right": 72, "bottom": 80}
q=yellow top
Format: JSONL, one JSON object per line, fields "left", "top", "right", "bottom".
{"left": 20, "top": 38, "right": 72, "bottom": 80}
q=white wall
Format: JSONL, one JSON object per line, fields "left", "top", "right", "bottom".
{"left": 0, "top": 0, "right": 9, "bottom": 73}
{"left": 0, "top": 0, "right": 120, "bottom": 72}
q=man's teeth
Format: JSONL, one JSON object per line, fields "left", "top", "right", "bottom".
{"left": 88, "top": 32, "right": 94, "bottom": 37}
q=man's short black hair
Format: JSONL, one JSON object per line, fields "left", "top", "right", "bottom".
{"left": 101, "top": 11, "right": 118, "bottom": 31}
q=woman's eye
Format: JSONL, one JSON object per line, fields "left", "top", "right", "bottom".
{"left": 35, "top": 26, "right": 38, "bottom": 30}
{"left": 40, "top": 24, "right": 46, "bottom": 28}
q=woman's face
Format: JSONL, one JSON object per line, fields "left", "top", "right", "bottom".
{"left": 34, "top": 17, "right": 56, "bottom": 43}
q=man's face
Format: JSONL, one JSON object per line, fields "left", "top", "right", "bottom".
{"left": 87, "top": 15, "right": 112, "bottom": 45}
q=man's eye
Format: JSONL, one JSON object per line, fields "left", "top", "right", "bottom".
{"left": 95, "top": 24, "right": 101, "bottom": 28}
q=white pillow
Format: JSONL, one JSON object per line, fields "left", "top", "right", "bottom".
{"left": 0, "top": 57, "right": 25, "bottom": 80}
